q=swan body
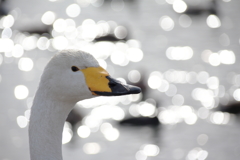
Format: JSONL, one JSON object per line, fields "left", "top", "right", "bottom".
{"left": 29, "top": 50, "right": 141, "bottom": 160}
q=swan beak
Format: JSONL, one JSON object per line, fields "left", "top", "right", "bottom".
{"left": 81, "top": 67, "right": 141, "bottom": 96}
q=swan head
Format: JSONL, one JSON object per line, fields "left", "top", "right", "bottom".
{"left": 38, "top": 50, "right": 141, "bottom": 102}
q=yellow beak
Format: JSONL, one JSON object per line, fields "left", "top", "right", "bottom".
{"left": 81, "top": 67, "right": 141, "bottom": 96}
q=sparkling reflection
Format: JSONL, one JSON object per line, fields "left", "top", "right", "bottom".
{"left": 128, "top": 70, "right": 141, "bottom": 83}
{"left": 142, "top": 144, "right": 160, "bottom": 157}
{"left": 18, "top": 57, "right": 34, "bottom": 71}
{"left": 172, "top": 94, "right": 184, "bottom": 106}
{"left": 202, "top": 50, "right": 235, "bottom": 66}
{"left": 219, "top": 33, "right": 230, "bottom": 46}
{"left": 197, "top": 134, "right": 208, "bottom": 146}
{"left": 1, "top": 1, "right": 240, "bottom": 159}
{"left": 14, "top": 85, "right": 29, "bottom": 100}
{"left": 83, "top": 142, "right": 101, "bottom": 154}
{"left": 12, "top": 44, "right": 24, "bottom": 58}
{"left": 77, "top": 125, "right": 91, "bottom": 138}
{"left": 138, "top": 102, "right": 156, "bottom": 117}
{"left": 66, "top": 4, "right": 81, "bottom": 18}
{"left": 0, "top": 54, "right": 3, "bottom": 65}
{"left": 206, "top": 14, "right": 221, "bottom": 28}
{"left": 210, "top": 111, "right": 230, "bottom": 125}
{"left": 37, "top": 37, "right": 50, "bottom": 50}
{"left": 233, "top": 89, "right": 240, "bottom": 101}
{"left": 53, "top": 19, "right": 67, "bottom": 33}
{"left": 158, "top": 105, "right": 197, "bottom": 125}
{"left": 159, "top": 16, "right": 174, "bottom": 31}
{"left": 22, "top": 36, "right": 38, "bottom": 51}
{"left": 148, "top": 71, "right": 162, "bottom": 89}
{"left": 16, "top": 115, "right": 28, "bottom": 128}
{"left": 62, "top": 122, "right": 73, "bottom": 144}
{"left": 166, "top": 46, "right": 193, "bottom": 60}
{"left": 2, "top": 15, "right": 15, "bottom": 28}
{"left": 165, "top": 84, "right": 177, "bottom": 97}
{"left": 192, "top": 88, "right": 215, "bottom": 109}
{"left": 114, "top": 26, "right": 128, "bottom": 39}
{"left": 173, "top": 0, "right": 187, "bottom": 13}
{"left": 187, "top": 148, "right": 208, "bottom": 160}
{"left": 2, "top": 27, "right": 12, "bottom": 38}
{"left": 102, "top": 127, "right": 120, "bottom": 141}
{"left": 52, "top": 36, "right": 68, "bottom": 50}
{"left": 41, "top": 11, "right": 56, "bottom": 25}
{"left": 135, "top": 150, "right": 147, "bottom": 160}
{"left": 0, "top": 38, "right": 14, "bottom": 52}
{"left": 179, "top": 14, "right": 192, "bottom": 28}
{"left": 127, "top": 48, "right": 143, "bottom": 62}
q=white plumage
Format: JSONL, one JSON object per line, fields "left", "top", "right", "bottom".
{"left": 29, "top": 50, "right": 140, "bottom": 160}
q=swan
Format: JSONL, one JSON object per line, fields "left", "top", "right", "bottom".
{"left": 29, "top": 50, "right": 141, "bottom": 160}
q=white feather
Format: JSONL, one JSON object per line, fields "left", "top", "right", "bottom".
{"left": 29, "top": 50, "right": 99, "bottom": 160}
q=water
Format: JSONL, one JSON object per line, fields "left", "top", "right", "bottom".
{"left": 1, "top": 0, "right": 240, "bottom": 159}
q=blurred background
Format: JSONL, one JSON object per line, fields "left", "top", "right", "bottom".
{"left": 1, "top": 0, "right": 240, "bottom": 159}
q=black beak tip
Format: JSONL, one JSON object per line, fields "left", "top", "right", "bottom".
{"left": 92, "top": 76, "right": 142, "bottom": 96}
{"left": 128, "top": 85, "right": 141, "bottom": 94}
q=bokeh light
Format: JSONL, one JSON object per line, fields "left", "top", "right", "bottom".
{"left": 102, "top": 127, "right": 120, "bottom": 141}
{"left": 2, "top": 1, "right": 240, "bottom": 159}
{"left": 192, "top": 88, "right": 215, "bottom": 109}
{"left": 172, "top": 94, "right": 184, "bottom": 106}
{"left": 219, "top": 50, "right": 235, "bottom": 64}
{"left": 2, "top": 15, "right": 14, "bottom": 28}
{"left": 219, "top": 33, "right": 230, "bottom": 46}
{"left": 187, "top": 148, "right": 208, "bottom": 160}
{"left": 165, "top": 84, "right": 177, "bottom": 97}
{"left": 14, "top": 85, "right": 29, "bottom": 100}
{"left": 202, "top": 49, "right": 235, "bottom": 66}
{"left": 197, "top": 134, "right": 208, "bottom": 146}
{"left": 128, "top": 70, "right": 141, "bottom": 83}
{"left": 210, "top": 111, "right": 230, "bottom": 125}
{"left": 233, "top": 89, "right": 240, "bottom": 101}
{"left": 22, "top": 36, "right": 38, "bottom": 51}
{"left": 18, "top": 57, "right": 34, "bottom": 72}
{"left": 114, "top": 26, "right": 127, "bottom": 39}
{"left": 66, "top": 4, "right": 81, "bottom": 18}
{"left": 12, "top": 44, "right": 24, "bottom": 58}
{"left": 166, "top": 46, "right": 193, "bottom": 60}
{"left": 197, "top": 71, "right": 209, "bottom": 84}
{"left": 62, "top": 122, "right": 73, "bottom": 144}
{"left": 0, "top": 54, "right": 3, "bottom": 65}
{"left": 127, "top": 48, "right": 143, "bottom": 62}
{"left": 0, "top": 38, "right": 14, "bottom": 52}
{"left": 138, "top": 102, "right": 156, "bottom": 117}
{"left": 110, "top": 50, "right": 128, "bottom": 66}
{"left": 37, "top": 37, "right": 50, "bottom": 50}
{"left": 148, "top": 72, "right": 162, "bottom": 89}
{"left": 142, "top": 144, "right": 160, "bottom": 157}
{"left": 41, "top": 11, "right": 56, "bottom": 25}
{"left": 206, "top": 15, "right": 221, "bottom": 28}
{"left": 173, "top": 0, "right": 187, "bottom": 13}
{"left": 2, "top": 27, "right": 12, "bottom": 38}
{"left": 77, "top": 125, "right": 91, "bottom": 138}
{"left": 83, "top": 143, "right": 101, "bottom": 154}
{"left": 159, "top": 16, "right": 174, "bottom": 31}
{"left": 16, "top": 116, "right": 28, "bottom": 128}
{"left": 53, "top": 19, "right": 67, "bottom": 32}
{"left": 179, "top": 14, "right": 192, "bottom": 28}
{"left": 52, "top": 36, "right": 68, "bottom": 50}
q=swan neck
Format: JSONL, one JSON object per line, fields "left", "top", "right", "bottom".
{"left": 29, "top": 90, "right": 74, "bottom": 160}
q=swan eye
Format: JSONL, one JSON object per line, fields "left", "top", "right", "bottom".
{"left": 71, "top": 66, "right": 79, "bottom": 72}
